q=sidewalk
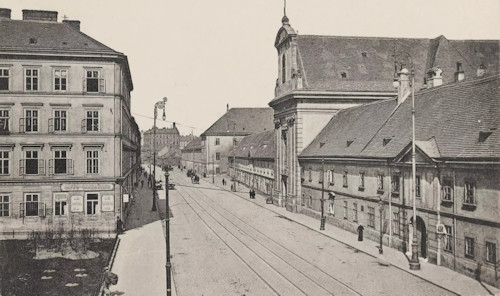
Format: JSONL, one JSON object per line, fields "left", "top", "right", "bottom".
{"left": 109, "top": 172, "right": 176, "bottom": 296}
{"left": 205, "top": 173, "right": 500, "bottom": 296}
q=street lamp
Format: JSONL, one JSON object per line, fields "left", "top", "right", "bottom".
{"left": 164, "top": 172, "right": 172, "bottom": 296}
{"left": 152, "top": 97, "right": 167, "bottom": 212}
{"left": 392, "top": 45, "right": 420, "bottom": 270}
{"left": 379, "top": 197, "right": 385, "bottom": 254}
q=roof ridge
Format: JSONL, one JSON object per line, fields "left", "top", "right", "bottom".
{"left": 415, "top": 73, "right": 500, "bottom": 96}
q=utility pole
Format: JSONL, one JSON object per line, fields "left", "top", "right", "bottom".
{"left": 320, "top": 157, "right": 325, "bottom": 230}
{"left": 164, "top": 172, "right": 171, "bottom": 296}
{"left": 212, "top": 154, "right": 215, "bottom": 183}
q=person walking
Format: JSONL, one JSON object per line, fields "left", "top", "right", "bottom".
{"left": 116, "top": 216, "right": 125, "bottom": 235}
{"left": 222, "top": 178, "right": 226, "bottom": 186}
{"left": 357, "top": 224, "right": 364, "bottom": 241}
{"left": 141, "top": 179, "right": 144, "bottom": 189}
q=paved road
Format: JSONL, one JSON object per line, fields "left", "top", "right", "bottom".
{"left": 168, "top": 169, "right": 454, "bottom": 296}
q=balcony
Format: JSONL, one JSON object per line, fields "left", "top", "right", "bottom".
{"left": 48, "top": 159, "right": 74, "bottom": 175}
{"left": 19, "top": 159, "right": 45, "bottom": 176}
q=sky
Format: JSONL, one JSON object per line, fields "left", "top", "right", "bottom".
{"left": 1, "top": 0, "right": 499, "bottom": 136}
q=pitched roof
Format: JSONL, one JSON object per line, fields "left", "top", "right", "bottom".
{"left": 301, "top": 74, "right": 500, "bottom": 160}
{"left": 145, "top": 126, "right": 180, "bottom": 135}
{"left": 182, "top": 138, "right": 202, "bottom": 152}
{"left": 0, "top": 18, "right": 119, "bottom": 54}
{"left": 231, "top": 130, "right": 275, "bottom": 159}
{"left": 202, "top": 108, "right": 274, "bottom": 137}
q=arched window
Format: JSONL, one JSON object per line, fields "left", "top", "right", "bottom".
{"left": 282, "top": 54, "right": 286, "bottom": 84}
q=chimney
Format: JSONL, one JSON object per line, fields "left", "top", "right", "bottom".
{"left": 63, "top": 20, "right": 80, "bottom": 31}
{"left": 397, "top": 67, "right": 411, "bottom": 105}
{"left": 454, "top": 62, "right": 465, "bottom": 82}
{"left": 0, "top": 8, "right": 11, "bottom": 19}
{"left": 22, "top": 10, "right": 58, "bottom": 22}
{"left": 226, "top": 104, "right": 229, "bottom": 112}
{"left": 173, "top": 122, "right": 176, "bottom": 128}
{"left": 427, "top": 66, "right": 443, "bottom": 88}
{"left": 477, "top": 64, "right": 486, "bottom": 77}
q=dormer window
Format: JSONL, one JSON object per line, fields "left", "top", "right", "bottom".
{"left": 346, "top": 140, "right": 353, "bottom": 147}
{"left": 478, "top": 131, "right": 492, "bottom": 143}
{"left": 341, "top": 72, "right": 347, "bottom": 79}
{"left": 383, "top": 138, "right": 392, "bottom": 146}
{"left": 361, "top": 52, "right": 367, "bottom": 58}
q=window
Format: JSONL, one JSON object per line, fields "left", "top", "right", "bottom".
{"left": 54, "top": 69, "right": 67, "bottom": 91}
{"left": 0, "top": 195, "right": 9, "bottom": 217}
{"left": 486, "top": 242, "right": 497, "bottom": 264}
{"left": 25, "top": 68, "right": 39, "bottom": 91}
{"left": 391, "top": 174, "right": 400, "bottom": 195}
{"left": 464, "top": 181, "right": 475, "bottom": 205}
{"left": 25, "top": 193, "right": 39, "bottom": 217}
{"left": 377, "top": 174, "right": 384, "bottom": 192}
{"left": 0, "top": 110, "right": 9, "bottom": 133}
{"left": 216, "top": 167, "right": 220, "bottom": 174}
{"left": 328, "top": 170, "right": 334, "bottom": 185}
{"left": 215, "top": 138, "right": 220, "bottom": 145}
{"left": 367, "top": 207, "right": 375, "bottom": 228}
{"left": 85, "top": 111, "right": 99, "bottom": 132}
{"left": 393, "top": 212, "right": 400, "bottom": 236}
{"left": 308, "top": 168, "right": 312, "bottom": 182}
{"left": 343, "top": 201, "right": 348, "bottom": 219}
{"left": 442, "top": 178, "right": 453, "bottom": 202}
{"left": 318, "top": 170, "right": 323, "bottom": 183}
{"left": 86, "top": 193, "right": 99, "bottom": 215}
{"left": 86, "top": 150, "right": 99, "bottom": 174}
{"left": 0, "top": 68, "right": 9, "bottom": 90}
{"left": 85, "top": 70, "right": 103, "bottom": 93}
{"left": 353, "top": 203, "right": 358, "bottom": 222}
{"left": 282, "top": 54, "right": 286, "bottom": 83}
{"left": 215, "top": 152, "right": 220, "bottom": 160}
{"left": 24, "top": 109, "right": 39, "bottom": 132}
{"left": 0, "top": 151, "right": 9, "bottom": 175}
{"left": 465, "top": 237, "right": 475, "bottom": 258}
{"left": 53, "top": 110, "right": 67, "bottom": 132}
{"left": 343, "top": 171, "right": 348, "bottom": 187}
{"left": 53, "top": 150, "right": 68, "bottom": 174}
{"left": 443, "top": 226, "right": 453, "bottom": 252}
{"left": 359, "top": 172, "right": 365, "bottom": 190}
{"left": 24, "top": 150, "right": 40, "bottom": 175}
{"left": 416, "top": 175, "right": 421, "bottom": 198}
{"left": 54, "top": 193, "right": 67, "bottom": 216}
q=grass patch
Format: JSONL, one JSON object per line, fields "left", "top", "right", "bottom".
{"left": 0, "top": 239, "right": 114, "bottom": 296}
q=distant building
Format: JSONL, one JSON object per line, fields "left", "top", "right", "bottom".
{"left": 142, "top": 123, "right": 180, "bottom": 164}
{"left": 299, "top": 73, "right": 500, "bottom": 287}
{"left": 181, "top": 137, "right": 203, "bottom": 174}
{"left": 0, "top": 9, "right": 141, "bottom": 234}
{"left": 180, "top": 134, "right": 196, "bottom": 150}
{"left": 229, "top": 130, "right": 275, "bottom": 195}
{"left": 270, "top": 14, "right": 499, "bottom": 213}
{"left": 200, "top": 108, "right": 274, "bottom": 176}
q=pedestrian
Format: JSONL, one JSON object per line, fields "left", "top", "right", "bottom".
{"left": 103, "top": 266, "right": 118, "bottom": 296}
{"left": 116, "top": 216, "right": 125, "bottom": 235}
{"left": 222, "top": 178, "right": 226, "bottom": 186}
{"left": 357, "top": 224, "right": 364, "bottom": 241}
{"left": 141, "top": 179, "right": 144, "bottom": 189}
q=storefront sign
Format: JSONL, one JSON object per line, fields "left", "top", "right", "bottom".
{"left": 61, "top": 183, "right": 114, "bottom": 191}
{"left": 123, "top": 194, "right": 129, "bottom": 203}
{"left": 71, "top": 196, "right": 84, "bottom": 212}
{"left": 101, "top": 195, "right": 114, "bottom": 212}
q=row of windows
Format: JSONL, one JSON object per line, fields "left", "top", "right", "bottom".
{"left": 310, "top": 170, "right": 477, "bottom": 206}
{"left": 0, "top": 108, "right": 102, "bottom": 134}
{"left": 0, "top": 150, "right": 100, "bottom": 176}
{"left": 441, "top": 227, "right": 497, "bottom": 263}
{"left": 0, "top": 68, "right": 105, "bottom": 93}
{"left": 0, "top": 192, "right": 105, "bottom": 217}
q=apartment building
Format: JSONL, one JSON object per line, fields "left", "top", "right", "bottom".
{"left": 0, "top": 9, "right": 141, "bottom": 234}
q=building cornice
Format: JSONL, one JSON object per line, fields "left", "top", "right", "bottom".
{"left": 269, "top": 90, "right": 396, "bottom": 107}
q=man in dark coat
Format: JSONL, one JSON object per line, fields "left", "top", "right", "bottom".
{"left": 357, "top": 224, "right": 364, "bottom": 241}
{"left": 116, "top": 216, "right": 125, "bottom": 235}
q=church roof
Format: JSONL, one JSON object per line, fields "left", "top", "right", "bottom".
{"left": 301, "top": 74, "right": 500, "bottom": 160}
{"left": 202, "top": 108, "right": 274, "bottom": 137}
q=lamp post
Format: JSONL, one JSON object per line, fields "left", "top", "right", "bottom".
{"left": 379, "top": 197, "right": 385, "bottom": 254}
{"left": 320, "top": 157, "right": 325, "bottom": 230}
{"left": 164, "top": 172, "right": 172, "bottom": 296}
{"left": 152, "top": 97, "right": 167, "bottom": 212}
{"left": 212, "top": 154, "right": 215, "bottom": 183}
{"left": 392, "top": 45, "right": 420, "bottom": 270}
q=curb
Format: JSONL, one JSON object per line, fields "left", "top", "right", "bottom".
{"left": 96, "top": 235, "right": 121, "bottom": 296}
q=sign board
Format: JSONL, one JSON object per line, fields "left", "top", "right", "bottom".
{"left": 123, "top": 194, "right": 129, "bottom": 203}
{"left": 61, "top": 183, "right": 114, "bottom": 191}
{"left": 54, "top": 193, "right": 68, "bottom": 201}
{"left": 71, "top": 196, "right": 84, "bottom": 212}
{"left": 101, "top": 195, "right": 114, "bottom": 212}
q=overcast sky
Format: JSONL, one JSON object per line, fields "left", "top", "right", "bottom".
{"left": 1, "top": 0, "right": 499, "bottom": 135}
